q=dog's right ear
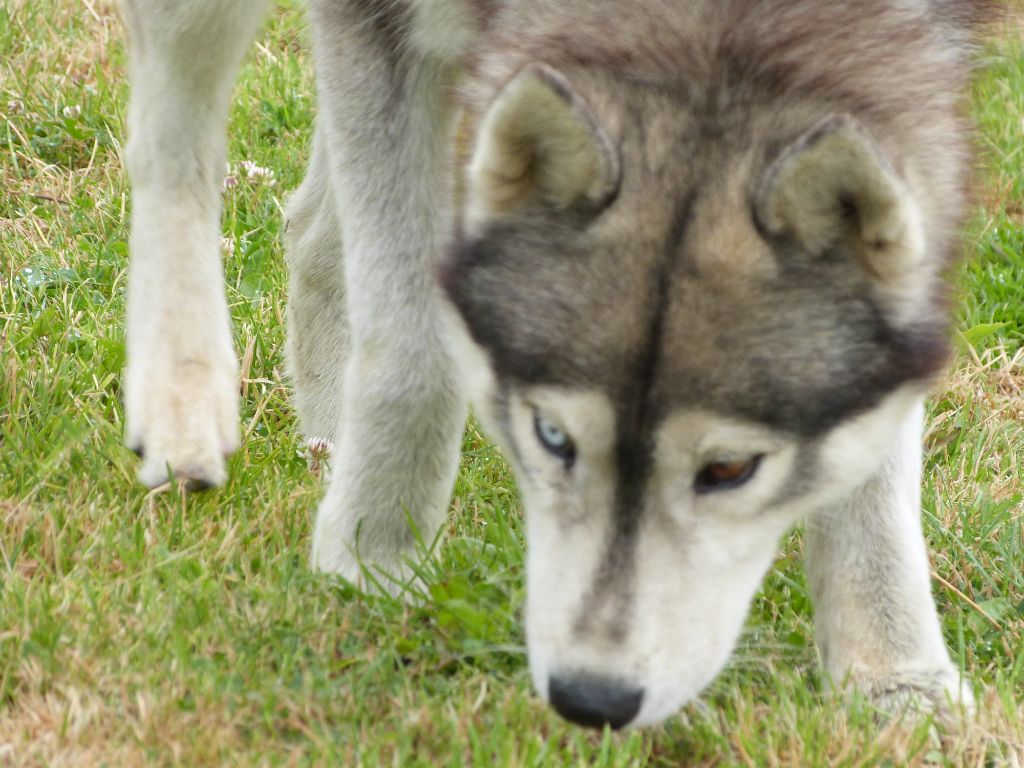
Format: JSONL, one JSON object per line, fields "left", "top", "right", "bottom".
{"left": 464, "top": 64, "right": 620, "bottom": 233}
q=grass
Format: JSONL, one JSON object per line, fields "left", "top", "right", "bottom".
{"left": 0, "top": 1, "right": 1022, "bottom": 765}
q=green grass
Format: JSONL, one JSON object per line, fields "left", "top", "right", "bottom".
{"left": 1, "top": 2, "right": 1022, "bottom": 765}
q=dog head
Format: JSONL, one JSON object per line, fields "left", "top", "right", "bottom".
{"left": 439, "top": 60, "right": 957, "bottom": 728}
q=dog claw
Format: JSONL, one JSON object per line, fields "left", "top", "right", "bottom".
{"left": 136, "top": 450, "right": 230, "bottom": 491}
{"left": 183, "top": 476, "right": 217, "bottom": 493}
{"left": 124, "top": 352, "right": 239, "bottom": 491}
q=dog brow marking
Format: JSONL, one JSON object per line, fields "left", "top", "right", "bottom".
{"left": 575, "top": 191, "right": 697, "bottom": 639}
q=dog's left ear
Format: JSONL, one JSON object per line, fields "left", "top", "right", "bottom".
{"left": 464, "top": 64, "right": 620, "bottom": 233}
{"left": 755, "top": 114, "right": 925, "bottom": 285}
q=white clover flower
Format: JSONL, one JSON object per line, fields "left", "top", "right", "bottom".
{"left": 62, "top": 104, "right": 81, "bottom": 118}
{"left": 239, "top": 159, "right": 275, "bottom": 183}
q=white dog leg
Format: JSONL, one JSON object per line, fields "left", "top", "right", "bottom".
{"left": 285, "top": 123, "right": 349, "bottom": 443}
{"left": 121, "top": 0, "right": 268, "bottom": 487}
{"left": 806, "top": 400, "right": 971, "bottom": 714}
{"left": 305, "top": 1, "right": 468, "bottom": 585}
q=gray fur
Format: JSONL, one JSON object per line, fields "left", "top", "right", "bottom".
{"left": 119, "top": 0, "right": 987, "bottom": 730}
{"left": 285, "top": 123, "right": 349, "bottom": 441}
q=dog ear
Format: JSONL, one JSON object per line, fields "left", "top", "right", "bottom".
{"left": 464, "top": 64, "right": 620, "bottom": 232}
{"left": 755, "top": 115, "right": 925, "bottom": 285}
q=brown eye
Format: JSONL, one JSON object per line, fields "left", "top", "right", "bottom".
{"left": 695, "top": 455, "right": 763, "bottom": 494}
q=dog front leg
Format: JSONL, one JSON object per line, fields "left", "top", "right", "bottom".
{"left": 305, "top": 1, "right": 468, "bottom": 588}
{"left": 122, "top": 0, "right": 268, "bottom": 488}
{"left": 285, "top": 123, "right": 349, "bottom": 444}
{"left": 805, "top": 399, "right": 972, "bottom": 716}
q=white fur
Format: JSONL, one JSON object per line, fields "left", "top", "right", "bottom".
{"left": 807, "top": 400, "right": 972, "bottom": 711}
{"left": 483, "top": 382, "right": 967, "bottom": 725}
{"left": 299, "top": 0, "right": 468, "bottom": 583}
{"left": 284, "top": 123, "right": 349, "bottom": 442}
{"left": 122, "top": 0, "right": 270, "bottom": 487}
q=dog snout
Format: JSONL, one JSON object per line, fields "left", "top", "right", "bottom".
{"left": 548, "top": 673, "right": 644, "bottom": 730}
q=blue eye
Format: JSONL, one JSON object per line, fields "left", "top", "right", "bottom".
{"left": 534, "top": 412, "right": 576, "bottom": 465}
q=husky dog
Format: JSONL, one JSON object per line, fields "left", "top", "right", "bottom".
{"left": 121, "top": 0, "right": 985, "bottom": 729}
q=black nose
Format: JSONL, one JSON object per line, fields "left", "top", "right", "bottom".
{"left": 548, "top": 674, "right": 644, "bottom": 730}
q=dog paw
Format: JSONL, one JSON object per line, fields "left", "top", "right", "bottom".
{"left": 124, "top": 353, "right": 239, "bottom": 489}
{"left": 843, "top": 664, "right": 974, "bottom": 721}
{"left": 312, "top": 542, "right": 425, "bottom": 599}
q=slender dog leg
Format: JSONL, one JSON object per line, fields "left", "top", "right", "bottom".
{"left": 806, "top": 400, "right": 970, "bottom": 714}
{"left": 122, "top": 0, "right": 268, "bottom": 488}
{"left": 285, "top": 123, "right": 349, "bottom": 443}
{"left": 305, "top": 1, "right": 469, "bottom": 584}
